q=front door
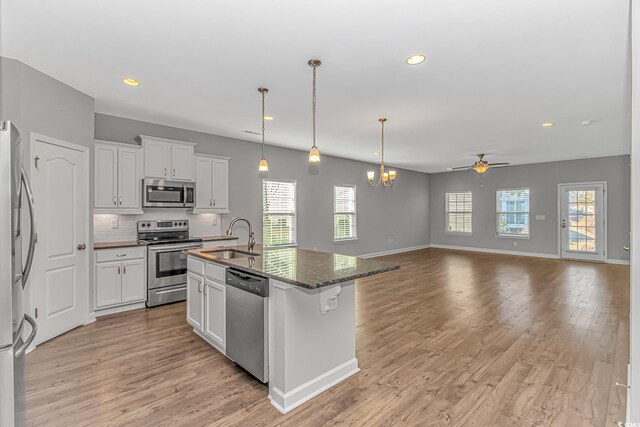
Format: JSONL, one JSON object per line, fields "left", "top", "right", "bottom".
{"left": 32, "top": 136, "right": 89, "bottom": 345}
{"left": 559, "top": 183, "right": 606, "bottom": 262}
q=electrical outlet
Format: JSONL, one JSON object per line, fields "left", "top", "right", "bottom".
{"left": 388, "top": 238, "right": 393, "bottom": 244}
{"left": 211, "top": 215, "right": 217, "bottom": 226}
{"left": 513, "top": 241, "right": 518, "bottom": 247}
{"left": 111, "top": 219, "right": 119, "bottom": 229}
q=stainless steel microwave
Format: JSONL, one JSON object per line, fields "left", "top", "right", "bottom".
{"left": 142, "top": 179, "right": 195, "bottom": 208}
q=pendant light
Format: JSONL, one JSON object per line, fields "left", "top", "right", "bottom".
{"left": 367, "top": 118, "right": 397, "bottom": 187}
{"left": 308, "top": 59, "right": 321, "bottom": 163}
{"left": 257, "top": 87, "right": 269, "bottom": 172}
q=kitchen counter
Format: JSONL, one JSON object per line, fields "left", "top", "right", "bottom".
{"left": 186, "top": 244, "right": 399, "bottom": 289}
{"left": 94, "top": 240, "right": 146, "bottom": 250}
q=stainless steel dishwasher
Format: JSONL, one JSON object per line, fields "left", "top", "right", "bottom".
{"left": 225, "top": 268, "right": 269, "bottom": 383}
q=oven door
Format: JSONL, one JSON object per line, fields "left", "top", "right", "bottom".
{"left": 148, "top": 243, "right": 202, "bottom": 290}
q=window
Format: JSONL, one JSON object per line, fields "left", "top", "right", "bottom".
{"left": 496, "top": 188, "right": 530, "bottom": 237}
{"left": 333, "top": 185, "right": 357, "bottom": 241}
{"left": 445, "top": 191, "right": 473, "bottom": 234}
{"left": 263, "top": 180, "right": 296, "bottom": 247}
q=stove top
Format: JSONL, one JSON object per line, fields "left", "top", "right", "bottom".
{"left": 139, "top": 236, "right": 203, "bottom": 245}
{"left": 137, "top": 219, "right": 202, "bottom": 245}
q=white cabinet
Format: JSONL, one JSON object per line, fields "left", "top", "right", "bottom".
{"left": 95, "top": 247, "right": 146, "bottom": 310}
{"left": 186, "top": 258, "right": 227, "bottom": 352}
{"left": 194, "top": 154, "right": 230, "bottom": 213}
{"left": 94, "top": 141, "right": 142, "bottom": 214}
{"left": 204, "top": 279, "right": 226, "bottom": 349}
{"left": 140, "top": 135, "right": 196, "bottom": 182}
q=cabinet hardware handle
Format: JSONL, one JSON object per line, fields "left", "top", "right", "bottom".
{"left": 116, "top": 254, "right": 127, "bottom": 257}
{"left": 210, "top": 198, "right": 212, "bottom": 207}
{"left": 164, "top": 168, "right": 167, "bottom": 176}
{"left": 197, "top": 281, "right": 202, "bottom": 293}
{"left": 173, "top": 168, "right": 176, "bottom": 177}
{"left": 616, "top": 382, "right": 631, "bottom": 389}
{"left": 117, "top": 266, "right": 121, "bottom": 274}
{"left": 119, "top": 197, "right": 122, "bottom": 205}
{"left": 123, "top": 265, "right": 126, "bottom": 274}
{"left": 113, "top": 196, "right": 117, "bottom": 205}
{"left": 203, "top": 285, "right": 207, "bottom": 296}
{"left": 77, "top": 244, "right": 86, "bottom": 250}
{"left": 213, "top": 199, "right": 216, "bottom": 206}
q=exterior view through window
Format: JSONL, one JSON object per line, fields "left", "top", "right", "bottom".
{"left": 445, "top": 191, "right": 472, "bottom": 234}
{"left": 496, "top": 188, "right": 530, "bottom": 237}
{"left": 262, "top": 180, "right": 297, "bottom": 247}
{"left": 334, "top": 185, "right": 357, "bottom": 241}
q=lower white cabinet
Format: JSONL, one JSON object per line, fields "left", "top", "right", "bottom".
{"left": 95, "top": 248, "right": 146, "bottom": 310}
{"left": 187, "top": 259, "right": 227, "bottom": 352}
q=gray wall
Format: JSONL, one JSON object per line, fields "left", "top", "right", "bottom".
{"left": 95, "top": 113, "right": 431, "bottom": 256}
{"left": 430, "top": 155, "right": 631, "bottom": 260}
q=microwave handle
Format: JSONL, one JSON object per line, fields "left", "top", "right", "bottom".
{"left": 183, "top": 185, "right": 187, "bottom": 206}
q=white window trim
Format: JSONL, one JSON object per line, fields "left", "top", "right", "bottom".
{"left": 262, "top": 179, "right": 298, "bottom": 248}
{"left": 445, "top": 190, "right": 473, "bottom": 236}
{"left": 333, "top": 184, "right": 358, "bottom": 242}
{"left": 496, "top": 187, "right": 531, "bottom": 239}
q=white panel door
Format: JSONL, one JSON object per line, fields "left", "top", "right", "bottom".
{"left": 171, "top": 144, "right": 195, "bottom": 181}
{"left": 32, "top": 138, "right": 89, "bottom": 344}
{"left": 212, "top": 159, "right": 228, "bottom": 210}
{"left": 195, "top": 156, "right": 213, "bottom": 209}
{"left": 121, "top": 259, "right": 145, "bottom": 303}
{"left": 144, "top": 140, "right": 170, "bottom": 179}
{"left": 204, "top": 279, "right": 225, "bottom": 349}
{"left": 94, "top": 144, "right": 117, "bottom": 209}
{"left": 559, "top": 183, "right": 606, "bottom": 262}
{"left": 117, "top": 147, "right": 141, "bottom": 209}
{"left": 186, "top": 273, "right": 203, "bottom": 330}
{"left": 95, "top": 261, "right": 122, "bottom": 308}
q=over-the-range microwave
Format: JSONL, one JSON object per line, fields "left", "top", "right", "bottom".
{"left": 142, "top": 179, "right": 195, "bottom": 208}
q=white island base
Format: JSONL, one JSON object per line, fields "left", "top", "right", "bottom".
{"left": 268, "top": 279, "right": 358, "bottom": 413}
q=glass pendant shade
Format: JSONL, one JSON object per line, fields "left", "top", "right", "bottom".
{"left": 389, "top": 170, "right": 397, "bottom": 180}
{"left": 367, "top": 170, "right": 375, "bottom": 181}
{"left": 309, "top": 146, "right": 320, "bottom": 163}
{"left": 473, "top": 164, "right": 488, "bottom": 174}
{"left": 258, "top": 158, "right": 269, "bottom": 172}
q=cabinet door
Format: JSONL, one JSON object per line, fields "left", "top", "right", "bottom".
{"left": 121, "top": 259, "right": 145, "bottom": 303}
{"left": 187, "top": 273, "right": 204, "bottom": 330}
{"left": 212, "top": 159, "right": 229, "bottom": 210}
{"left": 204, "top": 279, "right": 226, "bottom": 349}
{"left": 94, "top": 144, "right": 118, "bottom": 209}
{"left": 95, "top": 261, "right": 122, "bottom": 308}
{"left": 117, "top": 147, "right": 142, "bottom": 209}
{"left": 144, "top": 140, "right": 171, "bottom": 179}
{"left": 171, "top": 144, "right": 195, "bottom": 181}
{"left": 195, "top": 156, "right": 213, "bottom": 209}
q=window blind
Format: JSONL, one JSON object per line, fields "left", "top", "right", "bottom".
{"left": 334, "top": 185, "right": 357, "bottom": 241}
{"left": 263, "top": 180, "right": 297, "bottom": 247}
{"left": 446, "top": 191, "right": 473, "bottom": 234}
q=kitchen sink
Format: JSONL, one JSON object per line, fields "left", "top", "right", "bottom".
{"left": 202, "top": 249, "right": 259, "bottom": 259}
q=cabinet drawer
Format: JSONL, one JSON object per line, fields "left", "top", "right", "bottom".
{"left": 95, "top": 246, "right": 146, "bottom": 262}
{"left": 187, "top": 257, "right": 205, "bottom": 275}
{"left": 205, "top": 263, "right": 226, "bottom": 282}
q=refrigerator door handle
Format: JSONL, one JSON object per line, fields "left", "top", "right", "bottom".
{"left": 14, "top": 314, "right": 37, "bottom": 357}
{"left": 21, "top": 168, "right": 36, "bottom": 289}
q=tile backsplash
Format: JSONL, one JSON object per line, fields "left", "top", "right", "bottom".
{"left": 94, "top": 210, "right": 222, "bottom": 242}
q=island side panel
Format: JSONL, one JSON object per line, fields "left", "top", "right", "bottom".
{"left": 268, "top": 279, "right": 359, "bottom": 414}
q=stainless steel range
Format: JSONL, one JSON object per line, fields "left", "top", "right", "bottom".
{"left": 138, "top": 220, "right": 203, "bottom": 307}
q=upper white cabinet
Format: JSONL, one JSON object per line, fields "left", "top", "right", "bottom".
{"left": 194, "top": 154, "right": 230, "bottom": 213}
{"left": 94, "top": 141, "right": 142, "bottom": 214}
{"left": 140, "top": 135, "right": 196, "bottom": 182}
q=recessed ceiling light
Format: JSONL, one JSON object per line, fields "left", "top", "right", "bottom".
{"left": 581, "top": 120, "right": 593, "bottom": 126}
{"left": 541, "top": 122, "right": 555, "bottom": 127}
{"left": 406, "top": 54, "right": 426, "bottom": 65}
{"left": 122, "top": 78, "right": 140, "bottom": 87}
{"left": 263, "top": 116, "right": 274, "bottom": 121}
{"left": 373, "top": 152, "right": 380, "bottom": 156}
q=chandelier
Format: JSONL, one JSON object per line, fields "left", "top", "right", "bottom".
{"left": 367, "top": 118, "right": 397, "bottom": 186}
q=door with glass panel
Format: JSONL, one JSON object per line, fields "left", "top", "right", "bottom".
{"left": 559, "top": 183, "right": 606, "bottom": 262}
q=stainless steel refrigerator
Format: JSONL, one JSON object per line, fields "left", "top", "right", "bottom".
{"left": 0, "top": 121, "right": 37, "bottom": 427}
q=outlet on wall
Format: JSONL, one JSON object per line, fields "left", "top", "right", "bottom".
{"left": 513, "top": 241, "right": 518, "bottom": 247}
{"left": 387, "top": 238, "right": 393, "bottom": 244}
{"left": 111, "top": 219, "right": 119, "bottom": 229}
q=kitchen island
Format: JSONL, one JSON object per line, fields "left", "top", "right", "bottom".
{"left": 185, "top": 244, "right": 399, "bottom": 414}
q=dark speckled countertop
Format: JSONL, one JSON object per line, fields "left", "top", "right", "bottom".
{"left": 186, "top": 244, "right": 399, "bottom": 289}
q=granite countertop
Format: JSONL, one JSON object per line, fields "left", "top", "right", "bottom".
{"left": 94, "top": 241, "right": 147, "bottom": 250}
{"left": 186, "top": 244, "right": 399, "bottom": 289}
{"left": 200, "top": 235, "right": 239, "bottom": 242}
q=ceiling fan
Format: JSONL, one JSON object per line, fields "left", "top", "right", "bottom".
{"left": 448, "top": 154, "right": 510, "bottom": 174}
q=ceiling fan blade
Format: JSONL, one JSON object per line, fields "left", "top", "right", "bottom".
{"left": 448, "top": 166, "right": 474, "bottom": 171}
{"left": 487, "top": 162, "right": 510, "bottom": 167}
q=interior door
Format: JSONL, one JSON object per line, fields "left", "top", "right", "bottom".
{"left": 32, "top": 138, "right": 88, "bottom": 344}
{"left": 117, "top": 146, "right": 141, "bottom": 209}
{"left": 559, "top": 183, "right": 606, "bottom": 262}
{"left": 94, "top": 144, "right": 117, "bottom": 209}
{"left": 195, "top": 156, "right": 213, "bottom": 209}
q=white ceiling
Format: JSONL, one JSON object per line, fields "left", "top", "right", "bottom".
{"left": 0, "top": 0, "right": 631, "bottom": 172}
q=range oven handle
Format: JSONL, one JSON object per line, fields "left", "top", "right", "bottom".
{"left": 148, "top": 243, "right": 203, "bottom": 253}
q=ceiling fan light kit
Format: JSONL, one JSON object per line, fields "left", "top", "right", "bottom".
{"left": 448, "top": 153, "right": 510, "bottom": 175}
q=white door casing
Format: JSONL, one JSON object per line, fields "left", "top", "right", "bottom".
{"left": 558, "top": 182, "right": 607, "bottom": 262}
{"left": 31, "top": 135, "right": 89, "bottom": 345}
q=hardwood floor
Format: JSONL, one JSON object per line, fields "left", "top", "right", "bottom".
{"left": 26, "top": 248, "right": 629, "bottom": 426}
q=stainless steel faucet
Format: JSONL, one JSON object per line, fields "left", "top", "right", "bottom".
{"left": 226, "top": 217, "right": 256, "bottom": 253}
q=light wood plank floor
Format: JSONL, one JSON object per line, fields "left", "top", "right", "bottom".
{"left": 26, "top": 248, "right": 629, "bottom": 426}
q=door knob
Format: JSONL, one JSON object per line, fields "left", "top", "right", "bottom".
{"left": 624, "top": 245, "right": 630, "bottom": 252}
{"left": 77, "top": 244, "right": 86, "bottom": 250}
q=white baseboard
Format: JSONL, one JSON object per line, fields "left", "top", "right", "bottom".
{"left": 94, "top": 302, "right": 146, "bottom": 317}
{"left": 429, "top": 244, "right": 559, "bottom": 259}
{"left": 269, "top": 358, "right": 360, "bottom": 414}
{"left": 607, "top": 258, "right": 630, "bottom": 265}
{"left": 359, "top": 244, "right": 431, "bottom": 258}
